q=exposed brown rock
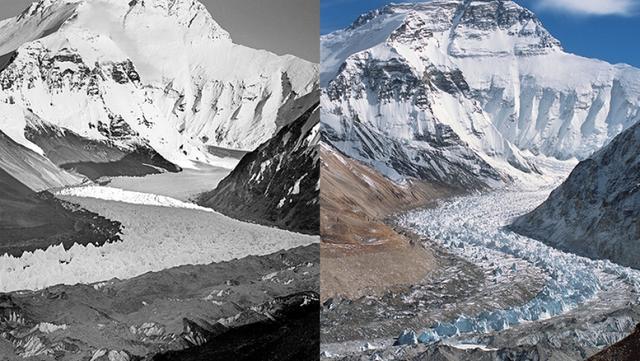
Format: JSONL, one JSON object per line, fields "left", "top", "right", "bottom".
{"left": 589, "top": 323, "right": 640, "bottom": 361}
{"left": 320, "top": 144, "right": 457, "bottom": 300}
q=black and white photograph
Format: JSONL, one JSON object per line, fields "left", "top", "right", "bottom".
{"left": 0, "top": 0, "right": 319, "bottom": 359}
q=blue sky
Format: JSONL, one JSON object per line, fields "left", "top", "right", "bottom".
{"left": 320, "top": 0, "right": 640, "bottom": 68}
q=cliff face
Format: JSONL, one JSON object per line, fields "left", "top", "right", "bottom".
{"left": 198, "top": 102, "right": 320, "bottom": 235}
{"left": 512, "top": 121, "right": 640, "bottom": 268}
{"left": 321, "top": 0, "right": 640, "bottom": 189}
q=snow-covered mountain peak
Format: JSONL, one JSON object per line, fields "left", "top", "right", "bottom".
{"left": 0, "top": 0, "right": 318, "bottom": 173}
{"left": 446, "top": 0, "right": 561, "bottom": 58}
{"left": 1, "top": 0, "right": 230, "bottom": 57}
{"left": 322, "top": 0, "right": 561, "bottom": 84}
{"left": 1, "top": 0, "right": 237, "bottom": 87}
{"left": 75, "top": 0, "right": 231, "bottom": 41}
{"left": 322, "top": 0, "right": 640, "bottom": 189}
{"left": 342, "top": 0, "right": 561, "bottom": 47}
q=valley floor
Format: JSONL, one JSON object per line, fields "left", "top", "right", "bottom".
{"left": 104, "top": 164, "right": 231, "bottom": 202}
{"left": 321, "top": 188, "right": 640, "bottom": 360}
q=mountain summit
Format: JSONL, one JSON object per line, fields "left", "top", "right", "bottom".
{"left": 0, "top": 0, "right": 318, "bottom": 184}
{"left": 321, "top": 0, "right": 640, "bottom": 188}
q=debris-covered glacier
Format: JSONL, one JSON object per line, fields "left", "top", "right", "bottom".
{"left": 399, "top": 188, "right": 640, "bottom": 344}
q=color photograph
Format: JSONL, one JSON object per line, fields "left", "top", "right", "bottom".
{"left": 320, "top": 0, "right": 640, "bottom": 360}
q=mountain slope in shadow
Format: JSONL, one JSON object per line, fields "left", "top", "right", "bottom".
{"left": 0, "top": 167, "right": 121, "bottom": 257}
{"left": 198, "top": 102, "right": 320, "bottom": 235}
{"left": 511, "top": 122, "right": 640, "bottom": 269}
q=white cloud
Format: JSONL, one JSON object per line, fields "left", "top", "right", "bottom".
{"left": 537, "top": 0, "right": 638, "bottom": 16}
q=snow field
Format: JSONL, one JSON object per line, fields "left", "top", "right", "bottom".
{"left": 105, "top": 165, "right": 231, "bottom": 201}
{"left": 56, "top": 185, "right": 215, "bottom": 211}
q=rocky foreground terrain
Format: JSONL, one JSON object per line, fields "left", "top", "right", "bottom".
{"left": 0, "top": 245, "right": 319, "bottom": 360}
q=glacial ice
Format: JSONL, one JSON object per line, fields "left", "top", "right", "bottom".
{"left": 0, "top": 186, "right": 318, "bottom": 292}
{"left": 398, "top": 188, "right": 640, "bottom": 344}
{"left": 395, "top": 330, "right": 418, "bottom": 346}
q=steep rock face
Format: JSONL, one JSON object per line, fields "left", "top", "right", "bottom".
{"left": 322, "top": 62, "right": 512, "bottom": 187}
{"left": 321, "top": 0, "right": 640, "bottom": 187}
{"left": 511, "top": 122, "right": 640, "bottom": 268}
{"left": 198, "top": 101, "right": 320, "bottom": 235}
{"left": 0, "top": 0, "right": 318, "bottom": 172}
{"left": 322, "top": 112, "right": 507, "bottom": 188}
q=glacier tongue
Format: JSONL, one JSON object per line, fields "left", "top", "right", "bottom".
{"left": 399, "top": 188, "right": 640, "bottom": 344}
{"left": 0, "top": 185, "right": 319, "bottom": 292}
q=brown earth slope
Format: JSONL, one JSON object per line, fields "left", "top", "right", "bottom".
{"left": 588, "top": 323, "right": 640, "bottom": 361}
{"left": 320, "top": 144, "right": 457, "bottom": 300}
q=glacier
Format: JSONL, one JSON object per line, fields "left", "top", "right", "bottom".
{"left": 398, "top": 188, "right": 640, "bottom": 345}
{"left": 0, "top": 185, "right": 318, "bottom": 292}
